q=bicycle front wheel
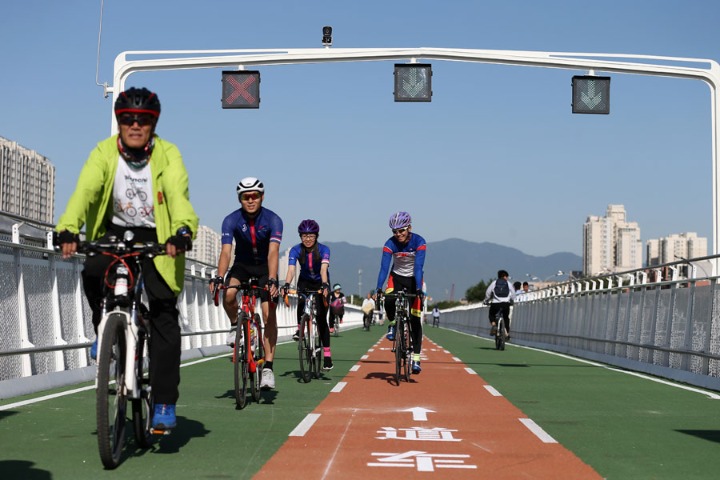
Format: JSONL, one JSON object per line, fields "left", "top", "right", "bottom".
{"left": 97, "top": 313, "right": 128, "bottom": 469}
{"left": 403, "top": 321, "right": 412, "bottom": 381}
{"left": 298, "top": 314, "right": 312, "bottom": 382}
{"left": 132, "top": 327, "right": 153, "bottom": 448}
{"left": 312, "top": 318, "right": 323, "bottom": 379}
{"left": 496, "top": 318, "right": 505, "bottom": 351}
{"left": 234, "top": 316, "right": 249, "bottom": 409}
{"left": 250, "top": 313, "right": 263, "bottom": 402}
{"left": 394, "top": 320, "right": 405, "bottom": 386}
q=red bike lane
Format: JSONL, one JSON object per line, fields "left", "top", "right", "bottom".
{"left": 256, "top": 336, "right": 601, "bottom": 479}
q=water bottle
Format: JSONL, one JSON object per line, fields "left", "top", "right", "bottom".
{"left": 115, "top": 266, "right": 129, "bottom": 296}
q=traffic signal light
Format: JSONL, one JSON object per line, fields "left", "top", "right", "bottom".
{"left": 572, "top": 75, "right": 610, "bottom": 114}
{"left": 221, "top": 71, "right": 261, "bottom": 109}
{"left": 322, "top": 26, "right": 333, "bottom": 47}
{"left": 394, "top": 64, "right": 432, "bottom": 102}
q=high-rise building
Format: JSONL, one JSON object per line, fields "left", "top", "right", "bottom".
{"left": 185, "top": 225, "right": 221, "bottom": 266}
{"left": 646, "top": 232, "right": 708, "bottom": 265}
{"left": 0, "top": 136, "right": 55, "bottom": 224}
{"left": 583, "top": 204, "right": 642, "bottom": 275}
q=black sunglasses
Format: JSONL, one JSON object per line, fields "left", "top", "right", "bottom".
{"left": 118, "top": 113, "right": 156, "bottom": 126}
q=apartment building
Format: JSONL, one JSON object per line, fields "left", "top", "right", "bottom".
{"left": 646, "top": 232, "right": 708, "bottom": 265}
{"left": 185, "top": 225, "right": 222, "bottom": 266}
{"left": 583, "top": 204, "right": 642, "bottom": 275}
{"left": 0, "top": 136, "right": 55, "bottom": 224}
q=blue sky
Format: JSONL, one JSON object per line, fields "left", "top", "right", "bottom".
{"left": 1, "top": 1, "right": 719, "bottom": 257}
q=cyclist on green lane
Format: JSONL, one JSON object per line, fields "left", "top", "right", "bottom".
{"left": 55, "top": 87, "right": 198, "bottom": 431}
{"left": 283, "top": 219, "right": 334, "bottom": 370}
{"left": 375, "top": 211, "right": 427, "bottom": 374}
{"left": 328, "top": 283, "right": 346, "bottom": 333}
{"left": 484, "top": 269, "right": 516, "bottom": 339}
{"left": 211, "top": 177, "right": 283, "bottom": 390}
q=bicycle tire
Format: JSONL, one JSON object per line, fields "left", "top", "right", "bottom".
{"left": 298, "top": 314, "right": 312, "bottom": 382}
{"left": 312, "top": 317, "right": 323, "bottom": 379}
{"left": 97, "top": 313, "right": 128, "bottom": 469}
{"left": 403, "top": 319, "right": 412, "bottom": 381}
{"left": 394, "top": 319, "right": 404, "bottom": 386}
{"left": 234, "top": 315, "right": 249, "bottom": 409}
{"left": 250, "top": 313, "right": 263, "bottom": 402}
{"left": 132, "top": 327, "right": 153, "bottom": 448}
{"left": 496, "top": 317, "right": 505, "bottom": 351}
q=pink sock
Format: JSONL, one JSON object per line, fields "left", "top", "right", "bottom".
{"left": 324, "top": 347, "right": 331, "bottom": 357}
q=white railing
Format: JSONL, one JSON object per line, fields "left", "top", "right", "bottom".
{"left": 441, "top": 256, "right": 720, "bottom": 392}
{"left": 0, "top": 230, "right": 362, "bottom": 398}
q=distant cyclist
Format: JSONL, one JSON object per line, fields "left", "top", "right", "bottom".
{"left": 55, "top": 87, "right": 198, "bottom": 431}
{"left": 375, "top": 211, "right": 426, "bottom": 374}
{"left": 283, "top": 219, "right": 334, "bottom": 370}
{"left": 211, "top": 177, "right": 282, "bottom": 390}
{"left": 328, "top": 284, "right": 346, "bottom": 333}
{"left": 484, "top": 269, "right": 516, "bottom": 339}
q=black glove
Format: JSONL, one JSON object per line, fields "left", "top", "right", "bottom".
{"left": 417, "top": 291, "right": 425, "bottom": 303}
{"left": 282, "top": 283, "right": 290, "bottom": 296}
{"left": 54, "top": 230, "right": 79, "bottom": 247}
{"left": 321, "top": 282, "right": 330, "bottom": 291}
{"left": 209, "top": 275, "right": 224, "bottom": 287}
{"left": 267, "top": 278, "right": 279, "bottom": 289}
{"left": 167, "top": 234, "right": 192, "bottom": 252}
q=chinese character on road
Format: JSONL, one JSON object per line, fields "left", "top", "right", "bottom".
{"left": 368, "top": 450, "right": 477, "bottom": 472}
{"left": 376, "top": 427, "right": 461, "bottom": 442}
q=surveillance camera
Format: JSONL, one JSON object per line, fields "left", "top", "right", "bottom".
{"left": 322, "top": 25, "right": 332, "bottom": 47}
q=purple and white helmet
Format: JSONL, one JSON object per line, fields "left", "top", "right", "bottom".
{"left": 388, "top": 211, "right": 412, "bottom": 230}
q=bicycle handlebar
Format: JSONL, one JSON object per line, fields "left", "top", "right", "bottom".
{"left": 212, "top": 278, "right": 266, "bottom": 307}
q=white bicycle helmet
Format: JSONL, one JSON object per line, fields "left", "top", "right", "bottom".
{"left": 236, "top": 177, "right": 265, "bottom": 199}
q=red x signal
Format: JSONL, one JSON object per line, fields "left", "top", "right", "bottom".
{"left": 221, "top": 71, "right": 260, "bottom": 109}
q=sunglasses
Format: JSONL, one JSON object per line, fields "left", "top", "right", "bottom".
{"left": 241, "top": 192, "right": 261, "bottom": 201}
{"left": 392, "top": 227, "right": 409, "bottom": 235}
{"left": 118, "top": 113, "right": 156, "bottom": 126}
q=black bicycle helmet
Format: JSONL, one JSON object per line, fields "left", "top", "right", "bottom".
{"left": 114, "top": 87, "right": 161, "bottom": 118}
{"left": 298, "top": 219, "right": 320, "bottom": 235}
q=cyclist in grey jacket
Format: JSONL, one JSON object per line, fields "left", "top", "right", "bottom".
{"left": 484, "top": 270, "right": 516, "bottom": 338}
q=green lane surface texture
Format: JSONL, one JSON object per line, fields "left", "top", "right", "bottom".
{"left": 2, "top": 326, "right": 720, "bottom": 479}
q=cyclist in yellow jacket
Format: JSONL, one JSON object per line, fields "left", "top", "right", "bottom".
{"left": 55, "top": 87, "right": 198, "bottom": 431}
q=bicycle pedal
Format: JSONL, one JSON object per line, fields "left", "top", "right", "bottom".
{"left": 151, "top": 427, "right": 172, "bottom": 435}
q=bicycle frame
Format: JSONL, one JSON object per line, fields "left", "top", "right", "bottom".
{"left": 286, "top": 287, "right": 324, "bottom": 382}
{"left": 93, "top": 243, "right": 158, "bottom": 400}
{"left": 214, "top": 279, "right": 265, "bottom": 408}
{"left": 381, "top": 290, "right": 416, "bottom": 385}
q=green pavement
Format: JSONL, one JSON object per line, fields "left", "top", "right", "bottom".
{"left": 2, "top": 326, "right": 720, "bottom": 479}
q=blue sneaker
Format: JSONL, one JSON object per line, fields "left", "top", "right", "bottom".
{"left": 90, "top": 339, "right": 98, "bottom": 360}
{"left": 386, "top": 326, "right": 395, "bottom": 341}
{"left": 152, "top": 404, "right": 176, "bottom": 430}
{"left": 412, "top": 361, "right": 422, "bottom": 375}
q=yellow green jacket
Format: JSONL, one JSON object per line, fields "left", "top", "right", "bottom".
{"left": 56, "top": 135, "right": 199, "bottom": 294}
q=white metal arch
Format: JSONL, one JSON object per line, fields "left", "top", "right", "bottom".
{"left": 110, "top": 47, "right": 720, "bottom": 265}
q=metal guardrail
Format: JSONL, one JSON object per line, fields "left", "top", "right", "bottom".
{"left": 441, "top": 257, "right": 720, "bottom": 392}
{"left": 0, "top": 232, "right": 363, "bottom": 398}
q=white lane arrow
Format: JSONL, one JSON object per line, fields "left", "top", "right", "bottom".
{"left": 403, "top": 407, "right": 435, "bottom": 421}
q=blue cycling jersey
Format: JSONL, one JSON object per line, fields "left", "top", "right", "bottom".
{"left": 288, "top": 243, "right": 331, "bottom": 283}
{"left": 221, "top": 207, "right": 283, "bottom": 265}
{"left": 376, "top": 232, "right": 426, "bottom": 291}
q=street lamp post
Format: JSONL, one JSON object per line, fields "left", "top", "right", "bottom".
{"left": 358, "top": 269, "right": 362, "bottom": 300}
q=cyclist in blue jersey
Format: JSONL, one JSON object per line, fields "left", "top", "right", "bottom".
{"left": 211, "top": 177, "right": 283, "bottom": 390}
{"left": 282, "top": 219, "right": 334, "bottom": 370}
{"left": 375, "top": 211, "right": 427, "bottom": 374}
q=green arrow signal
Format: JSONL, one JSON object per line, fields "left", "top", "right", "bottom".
{"left": 581, "top": 80, "right": 603, "bottom": 109}
{"left": 402, "top": 69, "right": 426, "bottom": 97}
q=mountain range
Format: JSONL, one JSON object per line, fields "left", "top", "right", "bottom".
{"left": 324, "top": 238, "right": 581, "bottom": 302}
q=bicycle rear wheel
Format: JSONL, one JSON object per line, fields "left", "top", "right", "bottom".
{"left": 298, "top": 314, "right": 312, "bottom": 382}
{"left": 495, "top": 318, "right": 505, "bottom": 351}
{"left": 132, "top": 327, "right": 153, "bottom": 448}
{"left": 234, "top": 316, "right": 249, "bottom": 409}
{"left": 97, "top": 313, "right": 128, "bottom": 469}
{"left": 250, "top": 313, "right": 263, "bottom": 402}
